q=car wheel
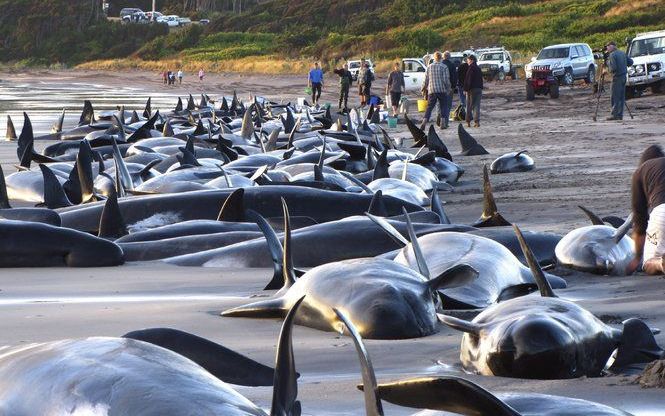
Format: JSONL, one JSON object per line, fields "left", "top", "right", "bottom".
{"left": 625, "top": 86, "right": 635, "bottom": 99}
{"left": 561, "top": 68, "right": 574, "bottom": 86}
{"left": 526, "top": 81, "right": 535, "bottom": 101}
{"left": 497, "top": 69, "right": 506, "bottom": 81}
{"left": 652, "top": 80, "right": 664, "bottom": 94}
{"left": 549, "top": 82, "right": 560, "bottom": 99}
{"left": 585, "top": 66, "right": 595, "bottom": 84}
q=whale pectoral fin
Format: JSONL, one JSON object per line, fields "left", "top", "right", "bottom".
{"left": 428, "top": 264, "right": 479, "bottom": 291}
{"left": 498, "top": 283, "right": 538, "bottom": 302}
{"left": 217, "top": 188, "right": 245, "bottom": 221}
{"left": 221, "top": 298, "right": 288, "bottom": 318}
{"left": 364, "top": 377, "right": 521, "bottom": 416}
{"left": 611, "top": 318, "right": 665, "bottom": 369}
{"left": 437, "top": 314, "right": 482, "bottom": 335}
{"left": 122, "top": 328, "right": 276, "bottom": 387}
{"left": 270, "top": 296, "right": 305, "bottom": 416}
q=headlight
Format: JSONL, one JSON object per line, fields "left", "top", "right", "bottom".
{"left": 525, "top": 63, "right": 531, "bottom": 71}
{"left": 552, "top": 62, "right": 562, "bottom": 69}
{"left": 628, "top": 66, "right": 636, "bottom": 76}
{"left": 635, "top": 65, "right": 645, "bottom": 74}
{"left": 491, "top": 65, "right": 498, "bottom": 69}
{"left": 648, "top": 63, "right": 661, "bottom": 72}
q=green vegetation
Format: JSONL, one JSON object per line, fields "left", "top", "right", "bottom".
{"left": 1, "top": 0, "right": 664, "bottom": 72}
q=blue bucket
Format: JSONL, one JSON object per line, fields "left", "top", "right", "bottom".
{"left": 387, "top": 117, "right": 398, "bottom": 128}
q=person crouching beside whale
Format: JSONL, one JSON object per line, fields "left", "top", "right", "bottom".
{"left": 628, "top": 145, "right": 665, "bottom": 274}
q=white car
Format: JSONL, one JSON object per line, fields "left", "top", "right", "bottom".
{"left": 348, "top": 59, "right": 374, "bottom": 81}
{"left": 401, "top": 58, "right": 427, "bottom": 92}
{"left": 627, "top": 30, "right": 665, "bottom": 96}
{"left": 476, "top": 48, "right": 513, "bottom": 81}
{"left": 157, "top": 15, "right": 180, "bottom": 27}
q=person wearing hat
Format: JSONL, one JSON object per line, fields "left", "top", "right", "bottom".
{"left": 605, "top": 41, "right": 628, "bottom": 121}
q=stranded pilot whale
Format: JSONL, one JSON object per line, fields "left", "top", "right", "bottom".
{"left": 438, "top": 225, "right": 663, "bottom": 379}
{"left": 0, "top": 299, "right": 307, "bottom": 416}
{"left": 222, "top": 200, "right": 478, "bottom": 339}
{"left": 490, "top": 150, "right": 535, "bottom": 174}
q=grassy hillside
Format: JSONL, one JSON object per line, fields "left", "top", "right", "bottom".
{"left": 3, "top": 0, "right": 664, "bottom": 73}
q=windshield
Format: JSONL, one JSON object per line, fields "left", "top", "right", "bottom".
{"left": 629, "top": 36, "right": 665, "bottom": 57}
{"left": 537, "top": 47, "right": 569, "bottom": 59}
{"left": 480, "top": 53, "right": 503, "bottom": 61}
{"left": 348, "top": 62, "right": 360, "bottom": 69}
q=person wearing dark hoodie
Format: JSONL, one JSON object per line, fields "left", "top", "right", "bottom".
{"left": 333, "top": 63, "right": 353, "bottom": 112}
{"left": 464, "top": 54, "right": 483, "bottom": 127}
{"left": 628, "top": 145, "right": 665, "bottom": 275}
{"left": 457, "top": 53, "right": 469, "bottom": 107}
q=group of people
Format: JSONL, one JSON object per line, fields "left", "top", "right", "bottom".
{"left": 419, "top": 50, "right": 483, "bottom": 130}
{"left": 308, "top": 59, "right": 376, "bottom": 111}
{"left": 162, "top": 69, "right": 206, "bottom": 86}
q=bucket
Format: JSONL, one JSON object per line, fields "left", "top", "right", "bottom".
{"left": 387, "top": 117, "right": 398, "bottom": 128}
{"left": 305, "top": 86, "right": 312, "bottom": 95}
{"left": 417, "top": 99, "right": 428, "bottom": 112}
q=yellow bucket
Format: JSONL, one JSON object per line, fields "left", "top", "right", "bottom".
{"left": 417, "top": 99, "right": 428, "bottom": 112}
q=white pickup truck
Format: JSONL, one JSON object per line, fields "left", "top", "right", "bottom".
{"left": 626, "top": 30, "right": 665, "bottom": 96}
{"left": 401, "top": 58, "right": 428, "bottom": 92}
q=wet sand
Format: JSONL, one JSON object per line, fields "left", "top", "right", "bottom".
{"left": 1, "top": 69, "right": 665, "bottom": 414}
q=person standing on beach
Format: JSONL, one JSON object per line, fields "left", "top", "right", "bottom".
{"left": 457, "top": 53, "right": 469, "bottom": 107}
{"left": 199, "top": 69, "right": 205, "bottom": 82}
{"left": 308, "top": 62, "right": 324, "bottom": 105}
{"left": 162, "top": 70, "right": 168, "bottom": 84}
{"left": 419, "top": 51, "right": 451, "bottom": 131}
{"left": 167, "top": 70, "right": 173, "bottom": 85}
{"left": 605, "top": 41, "right": 628, "bottom": 121}
{"left": 177, "top": 69, "right": 183, "bottom": 85}
{"left": 333, "top": 63, "right": 353, "bottom": 112}
{"left": 628, "top": 145, "right": 665, "bottom": 275}
{"left": 440, "top": 51, "right": 457, "bottom": 129}
{"left": 386, "top": 62, "right": 405, "bottom": 117}
{"left": 464, "top": 55, "right": 483, "bottom": 128}
{"left": 358, "top": 59, "right": 370, "bottom": 107}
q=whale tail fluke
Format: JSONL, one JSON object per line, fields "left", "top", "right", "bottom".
{"left": 611, "top": 318, "right": 665, "bottom": 369}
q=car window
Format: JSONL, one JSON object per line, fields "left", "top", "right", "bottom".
{"left": 629, "top": 36, "right": 665, "bottom": 58}
{"left": 480, "top": 53, "right": 503, "bottom": 61}
{"left": 349, "top": 62, "right": 360, "bottom": 69}
{"left": 537, "top": 47, "right": 569, "bottom": 59}
{"left": 582, "top": 45, "right": 592, "bottom": 56}
{"left": 576, "top": 46, "right": 586, "bottom": 57}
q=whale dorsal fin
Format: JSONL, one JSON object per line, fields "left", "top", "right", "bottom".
{"left": 193, "top": 119, "right": 206, "bottom": 136}
{"left": 52, "top": 109, "right": 65, "bottom": 134}
{"left": 0, "top": 165, "right": 10, "bottom": 209}
{"left": 187, "top": 94, "right": 196, "bottom": 111}
{"left": 514, "top": 224, "right": 556, "bottom": 298}
{"left": 334, "top": 309, "right": 384, "bottom": 416}
{"left": 221, "top": 96, "right": 229, "bottom": 112}
{"left": 366, "top": 211, "right": 408, "bottom": 246}
{"left": 428, "top": 264, "right": 479, "bottom": 291}
{"left": 427, "top": 125, "right": 453, "bottom": 161}
{"left": 175, "top": 97, "right": 183, "bottom": 113}
{"left": 514, "top": 149, "right": 528, "bottom": 158}
{"left": 39, "top": 164, "right": 72, "bottom": 209}
{"left": 123, "top": 327, "right": 276, "bottom": 387}
{"left": 437, "top": 314, "right": 482, "bottom": 335}
{"left": 371, "top": 376, "right": 521, "bottom": 416}
{"left": 163, "top": 119, "right": 174, "bottom": 136}
{"left": 458, "top": 123, "right": 489, "bottom": 155}
{"left": 112, "top": 117, "right": 133, "bottom": 191}
{"left": 130, "top": 110, "right": 140, "bottom": 124}
{"left": 177, "top": 146, "right": 201, "bottom": 167}
{"left": 402, "top": 207, "right": 430, "bottom": 279}
{"left": 217, "top": 188, "right": 245, "bottom": 222}
{"left": 270, "top": 296, "right": 305, "bottom": 416}
{"left": 430, "top": 185, "right": 451, "bottom": 224}
{"left": 404, "top": 114, "right": 426, "bottom": 147}
{"left": 473, "top": 165, "right": 511, "bottom": 227}
{"left": 339, "top": 170, "right": 373, "bottom": 194}
{"left": 17, "top": 112, "right": 34, "bottom": 169}
{"left": 79, "top": 100, "right": 95, "bottom": 126}
{"left": 266, "top": 127, "right": 281, "bottom": 152}
{"left": 6, "top": 115, "right": 17, "bottom": 140}
{"left": 612, "top": 213, "right": 633, "bottom": 244}
{"left": 77, "top": 140, "right": 99, "bottom": 204}
{"left": 578, "top": 205, "right": 604, "bottom": 225}
{"left": 367, "top": 191, "right": 387, "bottom": 217}
{"left": 98, "top": 192, "right": 127, "bottom": 239}
{"left": 286, "top": 118, "right": 301, "bottom": 149}
{"left": 372, "top": 148, "right": 390, "bottom": 181}
{"left": 143, "top": 97, "right": 152, "bottom": 118}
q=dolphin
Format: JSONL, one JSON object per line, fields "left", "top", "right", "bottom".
{"left": 490, "top": 150, "right": 535, "bottom": 174}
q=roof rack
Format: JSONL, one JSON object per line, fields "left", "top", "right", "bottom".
{"left": 635, "top": 30, "right": 665, "bottom": 38}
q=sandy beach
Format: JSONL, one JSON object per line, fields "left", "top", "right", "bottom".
{"left": 1, "top": 69, "right": 665, "bottom": 414}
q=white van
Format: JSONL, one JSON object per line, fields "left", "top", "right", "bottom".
{"left": 627, "top": 30, "right": 665, "bottom": 95}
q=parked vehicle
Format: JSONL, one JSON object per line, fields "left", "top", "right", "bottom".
{"left": 476, "top": 47, "right": 514, "bottom": 81}
{"left": 122, "top": 11, "right": 149, "bottom": 24}
{"left": 145, "top": 11, "right": 163, "bottom": 21}
{"left": 401, "top": 58, "right": 427, "bottom": 92}
{"left": 348, "top": 59, "right": 374, "bottom": 81}
{"left": 178, "top": 17, "right": 192, "bottom": 26}
{"left": 157, "top": 15, "right": 180, "bottom": 27}
{"left": 626, "top": 30, "right": 665, "bottom": 96}
{"left": 200, "top": 19, "right": 210, "bottom": 25}
{"left": 524, "top": 43, "right": 596, "bottom": 86}
{"left": 119, "top": 7, "right": 142, "bottom": 18}
{"left": 526, "top": 65, "right": 559, "bottom": 100}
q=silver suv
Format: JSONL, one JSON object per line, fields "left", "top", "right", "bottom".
{"left": 525, "top": 43, "right": 597, "bottom": 85}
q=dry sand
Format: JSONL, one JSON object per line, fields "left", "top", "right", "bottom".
{"left": 0, "top": 69, "right": 665, "bottom": 414}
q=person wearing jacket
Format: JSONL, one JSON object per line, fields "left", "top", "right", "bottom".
{"left": 440, "top": 51, "right": 458, "bottom": 128}
{"left": 386, "top": 62, "right": 405, "bottom": 117}
{"left": 464, "top": 55, "right": 483, "bottom": 127}
{"left": 419, "top": 51, "right": 451, "bottom": 131}
{"left": 308, "top": 62, "right": 324, "bottom": 105}
{"left": 606, "top": 41, "right": 628, "bottom": 121}
{"left": 333, "top": 63, "right": 353, "bottom": 112}
{"left": 457, "top": 53, "right": 469, "bottom": 107}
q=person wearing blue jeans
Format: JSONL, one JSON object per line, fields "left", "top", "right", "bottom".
{"left": 440, "top": 51, "right": 457, "bottom": 128}
{"left": 419, "top": 51, "right": 451, "bottom": 131}
{"left": 606, "top": 41, "right": 627, "bottom": 121}
{"left": 308, "top": 62, "right": 324, "bottom": 105}
{"left": 457, "top": 53, "right": 469, "bottom": 107}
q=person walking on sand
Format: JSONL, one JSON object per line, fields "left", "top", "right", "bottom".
{"left": 308, "top": 62, "right": 324, "bottom": 105}
{"left": 333, "top": 63, "right": 353, "bottom": 112}
{"left": 358, "top": 59, "right": 374, "bottom": 107}
{"left": 419, "top": 51, "right": 451, "bottom": 131}
{"left": 440, "top": 51, "right": 457, "bottom": 129}
{"left": 605, "top": 41, "right": 628, "bottom": 121}
{"left": 198, "top": 69, "right": 205, "bottom": 82}
{"left": 628, "top": 145, "right": 665, "bottom": 275}
{"left": 162, "top": 70, "right": 168, "bottom": 85}
{"left": 386, "top": 62, "right": 405, "bottom": 117}
{"left": 464, "top": 54, "right": 483, "bottom": 128}
{"left": 177, "top": 69, "right": 183, "bottom": 85}
{"left": 457, "top": 53, "right": 469, "bottom": 107}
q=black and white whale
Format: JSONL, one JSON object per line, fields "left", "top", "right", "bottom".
{"left": 438, "top": 225, "right": 663, "bottom": 379}
{"left": 490, "top": 150, "right": 535, "bottom": 174}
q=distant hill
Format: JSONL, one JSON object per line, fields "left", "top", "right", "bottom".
{"left": 2, "top": 0, "right": 664, "bottom": 73}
